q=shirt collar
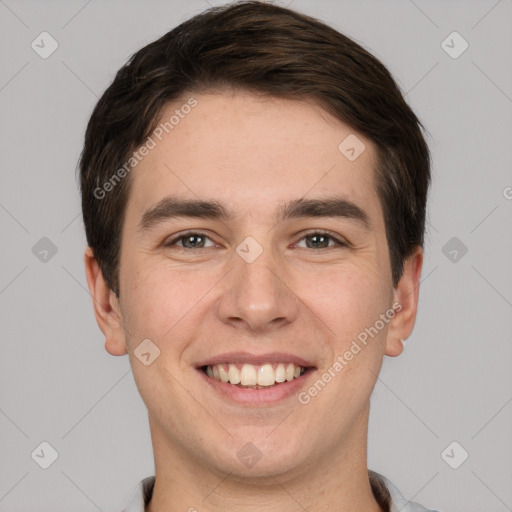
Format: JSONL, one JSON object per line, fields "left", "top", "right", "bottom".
{"left": 121, "top": 472, "right": 437, "bottom": 512}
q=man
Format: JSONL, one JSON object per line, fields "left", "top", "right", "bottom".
{"left": 80, "top": 2, "right": 437, "bottom": 511}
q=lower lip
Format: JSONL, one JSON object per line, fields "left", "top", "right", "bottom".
{"left": 196, "top": 368, "right": 316, "bottom": 405}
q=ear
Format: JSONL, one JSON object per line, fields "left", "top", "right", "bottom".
{"left": 84, "top": 246, "right": 128, "bottom": 356}
{"left": 385, "top": 246, "right": 423, "bottom": 357}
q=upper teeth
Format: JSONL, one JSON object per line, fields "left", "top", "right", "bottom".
{"left": 205, "top": 363, "right": 305, "bottom": 386}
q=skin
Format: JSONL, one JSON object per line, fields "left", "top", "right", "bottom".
{"left": 85, "top": 90, "right": 422, "bottom": 512}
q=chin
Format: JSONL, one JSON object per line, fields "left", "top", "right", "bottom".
{"left": 205, "top": 432, "right": 311, "bottom": 479}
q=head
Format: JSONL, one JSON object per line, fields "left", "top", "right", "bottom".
{"left": 81, "top": 0, "right": 429, "bottom": 482}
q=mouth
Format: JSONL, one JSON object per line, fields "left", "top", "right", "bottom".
{"left": 199, "top": 362, "right": 311, "bottom": 389}
{"left": 194, "top": 353, "right": 317, "bottom": 405}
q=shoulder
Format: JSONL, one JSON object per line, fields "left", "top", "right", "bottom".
{"left": 370, "top": 470, "right": 440, "bottom": 512}
{"left": 119, "top": 476, "right": 156, "bottom": 512}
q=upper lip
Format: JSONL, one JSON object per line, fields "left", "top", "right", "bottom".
{"left": 195, "top": 352, "right": 316, "bottom": 369}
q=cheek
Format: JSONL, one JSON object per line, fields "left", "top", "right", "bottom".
{"left": 301, "top": 263, "right": 389, "bottom": 334}
{"left": 119, "top": 256, "right": 215, "bottom": 344}
{"left": 308, "top": 269, "right": 389, "bottom": 401}
{"left": 297, "top": 265, "right": 391, "bottom": 389}
{"left": 119, "top": 257, "right": 172, "bottom": 340}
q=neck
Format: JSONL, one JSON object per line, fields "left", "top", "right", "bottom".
{"left": 146, "top": 406, "right": 383, "bottom": 512}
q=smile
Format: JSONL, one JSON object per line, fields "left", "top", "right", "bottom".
{"left": 202, "top": 362, "right": 307, "bottom": 388}
{"left": 195, "top": 352, "right": 316, "bottom": 404}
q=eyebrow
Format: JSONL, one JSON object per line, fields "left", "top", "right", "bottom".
{"left": 137, "top": 195, "right": 372, "bottom": 233}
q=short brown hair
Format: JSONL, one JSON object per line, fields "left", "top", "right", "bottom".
{"left": 79, "top": 0, "right": 431, "bottom": 296}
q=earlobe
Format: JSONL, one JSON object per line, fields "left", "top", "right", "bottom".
{"left": 385, "top": 337, "right": 405, "bottom": 357}
{"left": 385, "top": 246, "right": 423, "bottom": 357}
{"left": 84, "top": 247, "right": 128, "bottom": 356}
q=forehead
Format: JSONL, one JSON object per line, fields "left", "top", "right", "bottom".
{"left": 125, "top": 91, "right": 383, "bottom": 227}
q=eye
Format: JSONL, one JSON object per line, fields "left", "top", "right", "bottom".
{"left": 294, "top": 231, "right": 348, "bottom": 250}
{"left": 163, "top": 232, "right": 216, "bottom": 250}
{"left": 163, "top": 230, "right": 349, "bottom": 251}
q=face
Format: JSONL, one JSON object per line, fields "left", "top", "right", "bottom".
{"left": 86, "top": 90, "right": 421, "bottom": 480}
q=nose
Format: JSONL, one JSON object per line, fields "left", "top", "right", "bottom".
{"left": 216, "top": 242, "right": 299, "bottom": 333}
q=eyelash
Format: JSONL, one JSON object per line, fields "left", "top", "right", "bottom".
{"left": 163, "top": 230, "right": 349, "bottom": 251}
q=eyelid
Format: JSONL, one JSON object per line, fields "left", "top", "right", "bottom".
{"left": 163, "top": 230, "right": 218, "bottom": 248}
{"left": 294, "top": 229, "right": 350, "bottom": 248}
{"left": 163, "top": 229, "right": 350, "bottom": 249}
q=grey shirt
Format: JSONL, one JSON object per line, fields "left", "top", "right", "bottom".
{"left": 120, "top": 471, "right": 439, "bottom": 512}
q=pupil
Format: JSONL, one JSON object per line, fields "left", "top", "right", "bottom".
{"left": 308, "top": 234, "right": 328, "bottom": 248}
{"left": 184, "top": 235, "right": 203, "bottom": 248}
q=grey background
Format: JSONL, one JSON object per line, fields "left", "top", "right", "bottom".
{"left": 1, "top": 0, "right": 511, "bottom": 511}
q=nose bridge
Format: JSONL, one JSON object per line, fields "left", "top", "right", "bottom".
{"left": 218, "top": 235, "right": 298, "bottom": 330}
